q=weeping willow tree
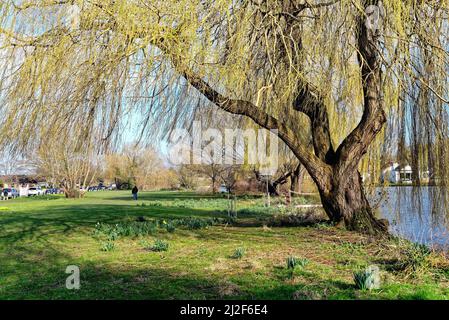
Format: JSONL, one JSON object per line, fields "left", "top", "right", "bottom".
{"left": 0, "top": 0, "right": 448, "bottom": 234}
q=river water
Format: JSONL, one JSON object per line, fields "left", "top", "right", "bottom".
{"left": 373, "top": 187, "right": 449, "bottom": 250}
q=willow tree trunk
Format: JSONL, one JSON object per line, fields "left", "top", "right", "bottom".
{"left": 64, "top": 187, "right": 84, "bottom": 199}
{"left": 318, "top": 171, "right": 388, "bottom": 234}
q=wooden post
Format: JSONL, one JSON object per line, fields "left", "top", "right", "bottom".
{"left": 285, "top": 190, "right": 291, "bottom": 206}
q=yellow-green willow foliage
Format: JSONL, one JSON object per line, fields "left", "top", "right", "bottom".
{"left": 0, "top": 1, "right": 448, "bottom": 210}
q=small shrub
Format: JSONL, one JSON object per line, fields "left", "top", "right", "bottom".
{"left": 401, "top": 243, "right": 431, "bottom": 273}
{"left": 231, "top": 247, "right": 245, "bottom": 259}
{"left": 287, "top": 256, "right": 309, "bottom": 269}
{"left": 107, "top": 229, "right": 119, "bottom": 241}
{"left": 287, "top": 256, "right": 298, "bottom": 269}
{"left": 100, "top": 241, "right": 115, "bottom": 252}
{"left": 184, "top": 218, "right": 210, "bottom": 229}
{"left": 165, "top": 223, "right": 176, "bottom": 233}
{"left": 94, "top": 221, "right": 158, "bottom": 239}
{"left": 297, "top": 258, "right": 309, "bottom": 268}
{"left": 173, "top": 217, "right": 220, "bottom": 230}
{"left": 353, "top": 265, "right": 380, "bottom": 290}
{"left": 151, "top": 239, "right": 169, "bottom": 252}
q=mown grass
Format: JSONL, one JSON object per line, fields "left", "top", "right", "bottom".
{"left": 0, "top": 190, "right": 448, "bottom": 300}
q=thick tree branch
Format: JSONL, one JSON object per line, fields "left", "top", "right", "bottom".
{"left": 335, "top": 0, "right": 386, "bottom": 181}
{"left": 155, "top": 42, "right": 331, "bottom": 188}
{"left": 252, "top": 0, "right": 341, "bottom": 20}
{"left": 293, "top": 84, "right": 336, "bottom": 164}
{"left": 12, "top": 0, "right": 72, "bottom": 11}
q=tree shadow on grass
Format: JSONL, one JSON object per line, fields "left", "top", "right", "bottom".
{"left": 0, "top": 242, "right": 222, "bottom": 299}
{"left": 0, "top": 239, "right": 362, "bottom": 300}
{"left": 0, "top": 211, "right": 427, "bottom": 300}
{"left": 0, "top": 195, "right": 316, "bottom": 246}
{"left": 0, "top": 203, "right": 228, "bottom": 245}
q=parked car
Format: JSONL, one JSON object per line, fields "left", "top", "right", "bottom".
{"left": 45, "top": 188, "right": 60, "bottom": 195}
{"left": 2, "top": 188, "right": 19, "bottom": 199}
{"left": 218, "top": 184, "right": 228, "bottom": 193}
{"left": 28, "top": 187, "right": 43, "bottom": 196}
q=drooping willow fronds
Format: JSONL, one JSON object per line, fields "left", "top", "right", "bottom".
{"left": 0, "top": 1, "right": 447, "bottom": 196}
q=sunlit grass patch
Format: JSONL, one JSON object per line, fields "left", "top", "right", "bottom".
{"left": 0, "top": 190, "right": 448, "bottom": 300}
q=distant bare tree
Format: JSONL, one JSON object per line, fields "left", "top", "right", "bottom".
{"left": 35, "top": 139, "right": 99, "bottom": 198}
{"left": 0, "top": 149, "right": 34, "bottom": 184}
{"left": 177, "top": 165, "right": 198, "bottom": 190}
{"left": 104, "top": 144, "right": 163, "bottom": 190}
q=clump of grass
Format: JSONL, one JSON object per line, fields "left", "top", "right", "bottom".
{"left": 165, "top": 222, "right": 176, "bottom": 233}
{"left": 100, "top": 241, "right": 115, "bottom": 252}
{"left": 353, "top": 265, "right": 380, "bottom": 290}
{"left": 93, "top": 218, "right": 224, "bottom": 240}
{"left": 177, "top": 217, "right": 212, "bottom": 229}
{"left": 287, "top": 256, "right": 309, "bottom": 269}
{"left": 150, "top": 239, "right": 169, "bottom": 252}
{"left": 314, "top": 222, "right": 333, "bottom": 230}
{"left": 172, "top": 217, "right": 223, "bottom": 230}
{"left": 401, "top": 243, "right": 431, "bottom": 274}
{"left": 118, "top": 222, "right": 158, "bottom": 237}
{"left": 286, "top": 256, "right": 309, "bottom": 279}
{"left": 147, "top": 201, "right": 163, "bottom": 207}
{"left": 94, "top": 221, "right": 158, "bottom": 239}
{"left": 231, "top": 247, "right": 245, "bottom": 259}
{"left": 106, "top": 229, "right": 119, "bottom": 241}
{"left": 384, "top": 241, "right": 433, "bottom": 277}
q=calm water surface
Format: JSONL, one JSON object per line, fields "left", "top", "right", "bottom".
{"left": 373, "top": 187, "right": 449, "bottom": 250}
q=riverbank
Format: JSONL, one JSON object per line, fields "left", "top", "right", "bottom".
{"left": 1, "top": 191, "right": 448, "bottom": 299}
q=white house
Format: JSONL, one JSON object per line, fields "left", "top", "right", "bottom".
{"left": 397, "top": 165, "right": 413, "bottom": 183}
{"left": 381, "top": 162, "right": 413, "bottom": 184}
{"left": 381, "top": 162, "right": 432, "bottom": 184}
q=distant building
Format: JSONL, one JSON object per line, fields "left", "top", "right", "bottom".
{"left": 0, "top": 174, "right": 47, "bottom": 188}
{"left": 381, "top": 162, "right": 430, "bottom": 184}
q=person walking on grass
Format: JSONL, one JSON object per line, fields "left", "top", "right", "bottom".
{"left": 132, "top": 186, "right": 139, "bottom": 201}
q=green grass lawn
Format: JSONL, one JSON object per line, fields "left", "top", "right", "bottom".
{"left": 1, "top": 190, "right": 449, "bottom": 300}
